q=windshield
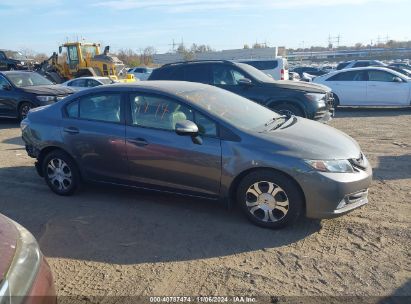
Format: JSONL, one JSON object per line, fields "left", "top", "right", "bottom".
{"left": 5, "top": 51, "right": 26, "bottom": 60}
{"left": 236, "top": 63, "right": 276, "bottom": 83}
{"left": 7, "top": 72, "right": 54, "bottom": 87}
{"left": 177, "top": 86, "right": 281, "bottom": 131}
{"left": 80, "top": 45, "right": 98, "bottom": 58}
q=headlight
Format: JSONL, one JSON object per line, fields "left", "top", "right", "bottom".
{"left": 36, "top": 95, "right": 56, "bottom": 103}
{"left": 305, "top": 159, "right": 354, "bottom": 173}
{"left": 21, "top": 61, "right": 25, "bottom": 65}
{"left": 305, "top": 93, "right": 325, "bottom": 102}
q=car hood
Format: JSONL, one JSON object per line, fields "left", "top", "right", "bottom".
{"left": 256, "top": 117, "right": 361, "bottom": 160}
{"left": 0, "top": 214, "right": 18, "bottom": 283}
{"left": 20, "top": 85, "right": 75, "bottom": 96}
{"left": 262, "top": 79, "right": 331, "bottom": 93}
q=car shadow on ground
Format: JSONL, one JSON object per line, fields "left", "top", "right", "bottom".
{"left": 0, "top": 118, "right": 19, "bottom": 130}
{"left": 373, "top": 154, "right": 411, "bottom": 180}
{"left": 0, "top": 165, "right": 321, "bottom": 265}
{"left": 335, "top": 107, "right": 411, "bottom": 118}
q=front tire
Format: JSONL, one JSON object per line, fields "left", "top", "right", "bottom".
{"left": 42, "top": 150, "right": 80, "bottom": 196}
{"left": 18, "top": 102, "right": 33, "bottom": 121}
{"left": 236, "top": 170, "right": 304, "bottom": 229}
{"left": 272, "top": 103, "right": 304, "bottom": 117}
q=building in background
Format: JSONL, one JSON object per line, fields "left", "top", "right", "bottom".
{"left": 153, "top": 47, "right": 285, "bottom": 65}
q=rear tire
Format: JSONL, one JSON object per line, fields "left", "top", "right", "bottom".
{"left": 42, "top": 150, "right": 80, "bottom": 196}
{"left": 18, "top": 102, "right": 33, "bottom": 121}
{"left": 272, "top": 103, "right": 304, "bottom": 117}
{"left": 236, "top": 170, "right": 304, "bottom": 229}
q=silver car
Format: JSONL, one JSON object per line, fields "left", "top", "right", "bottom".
{"left": 21, "top": 81, "right": 372, "bottom": 229}
{"left": 61, "top": 76, "right": 115, "bottom": 92}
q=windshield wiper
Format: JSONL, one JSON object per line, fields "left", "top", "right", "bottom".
{"left": 264, "top": 115, "right": 287, "bottom": 127}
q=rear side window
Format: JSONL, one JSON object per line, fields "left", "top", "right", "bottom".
{"left": 241, "top": 61, "right": 278, "bottom": 70}
{"left": 183, "top": 64, "right": 211, "bottom": 83}
{"left": 66, "top": 93, "right": 122, "bottom": 123}
{"left": 149, "top": 66, "right": 184, "bottom": 80}
{"left": 327, "top": 71, "right": 366, "bottom": 81}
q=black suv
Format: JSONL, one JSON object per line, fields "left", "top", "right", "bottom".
{"left": 0, "top": 71, "right": 74, "bottom": 120}
{"left": 0, "top": 49, "right": 32, "bottom": 71}
{"left": 149, "top": 60, "right": 334, "bottom": 122}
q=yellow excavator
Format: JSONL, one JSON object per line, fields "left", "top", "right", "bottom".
{"left": 37, "top": 41, "right": 135, "bottom": 83}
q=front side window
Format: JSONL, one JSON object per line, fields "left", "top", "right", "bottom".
{"left": 67, "top": 93, "right": 121, "bottom": 123}
{"left": 368, "top": 70, "right": 398, "bottom": 82}
{"left": 0, "top": 52, "right": 6, "bottom": 60}
{"left": 130, "top": 94, "right": 193, "bottom": 131}
{"left": 212, "top": 65, "right": 247, "bottom": 85}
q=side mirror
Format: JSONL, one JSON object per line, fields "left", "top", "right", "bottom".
{"left": 175, "top": 120, "right": 198, "bottom": 136}
{"left": 393, "top": 77, "right": 403, "bottom": 83}
{"left": 238, "top": 78, "right": 253, "bottom": 86}
{"left": 175, "top": 120, "right": 203, "bottom": 145}
{"left": 2, "top": 84, "right": 12, "bottom": 91}
{"left": 58, "top": 46, "right": 62, "bottom": 54}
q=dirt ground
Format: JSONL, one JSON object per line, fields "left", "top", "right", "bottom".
{"left": 0, "top": 108, "right": 410, "bottom": 302}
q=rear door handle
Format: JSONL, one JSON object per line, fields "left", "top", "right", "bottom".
{"left": 127, "top": 138, "right": 148, "bottom": 146}
{"left": 63, "top": 127, "right": 79, "bottom": 134}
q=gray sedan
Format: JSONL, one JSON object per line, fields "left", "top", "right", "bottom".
{"left": 21, "top": 81, "right": 372, "bottom": 228}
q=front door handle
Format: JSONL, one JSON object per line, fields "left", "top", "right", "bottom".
{"left": 63, "top": 127, "right": 79, "bottom": 134}
{"left": 128, "top": 138, "right": 148, "bottom": 147}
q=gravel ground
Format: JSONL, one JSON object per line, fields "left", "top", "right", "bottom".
{"left": 0, "top": 108, "right": 410, "bottom": 303}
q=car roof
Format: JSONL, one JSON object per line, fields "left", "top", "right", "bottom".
{"left": 321, "top": 66, "right": 408, "bottom": 79}
{"left": 160, "top": 60, "right": 235, "bottom": 68}
{"left": 89, "top": 80, "right": 216, "bottom": 95}
{"left": 1, "top": 70, "right": 36, "bottom": 75}
{"left": 68, "top": 76, "right": 110, "bottom": 81}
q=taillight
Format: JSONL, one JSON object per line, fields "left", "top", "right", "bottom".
{"left": 281, "top": 69, "right": 284, "bottom": 80}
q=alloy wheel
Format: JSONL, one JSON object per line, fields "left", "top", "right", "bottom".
{"left": 46, "top": 158, "right": 72, "bottom": 191}
{"left": 245, "top": 181, "right": 289, "bottom": 222}
{"left": 20, "top": 104, "right": 31, "bottom": 120}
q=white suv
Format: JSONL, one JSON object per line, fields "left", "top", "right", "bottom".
{"left": 239, "top": 58, "right": 289, "bottom": 80}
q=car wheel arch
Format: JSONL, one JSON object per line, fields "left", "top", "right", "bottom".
{"left": 228, "top": 167, "right": 306, "bottom": 212}
{"left": 38, "top": 146, "right": 82, "bottom": 179}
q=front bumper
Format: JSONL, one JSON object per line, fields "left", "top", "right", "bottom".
{"left": 312, "top": 92, "right": 335, "bottom": 123}
{"left": 297, "top": 164, "right": 373, "bottom": 219}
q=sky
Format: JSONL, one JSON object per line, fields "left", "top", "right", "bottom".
{"left": 0, "top": 0, "right": 410, "bottom": 55}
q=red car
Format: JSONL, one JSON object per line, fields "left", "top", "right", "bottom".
{"left": 0, "top": 213, "right": 56, "bottom": 304}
